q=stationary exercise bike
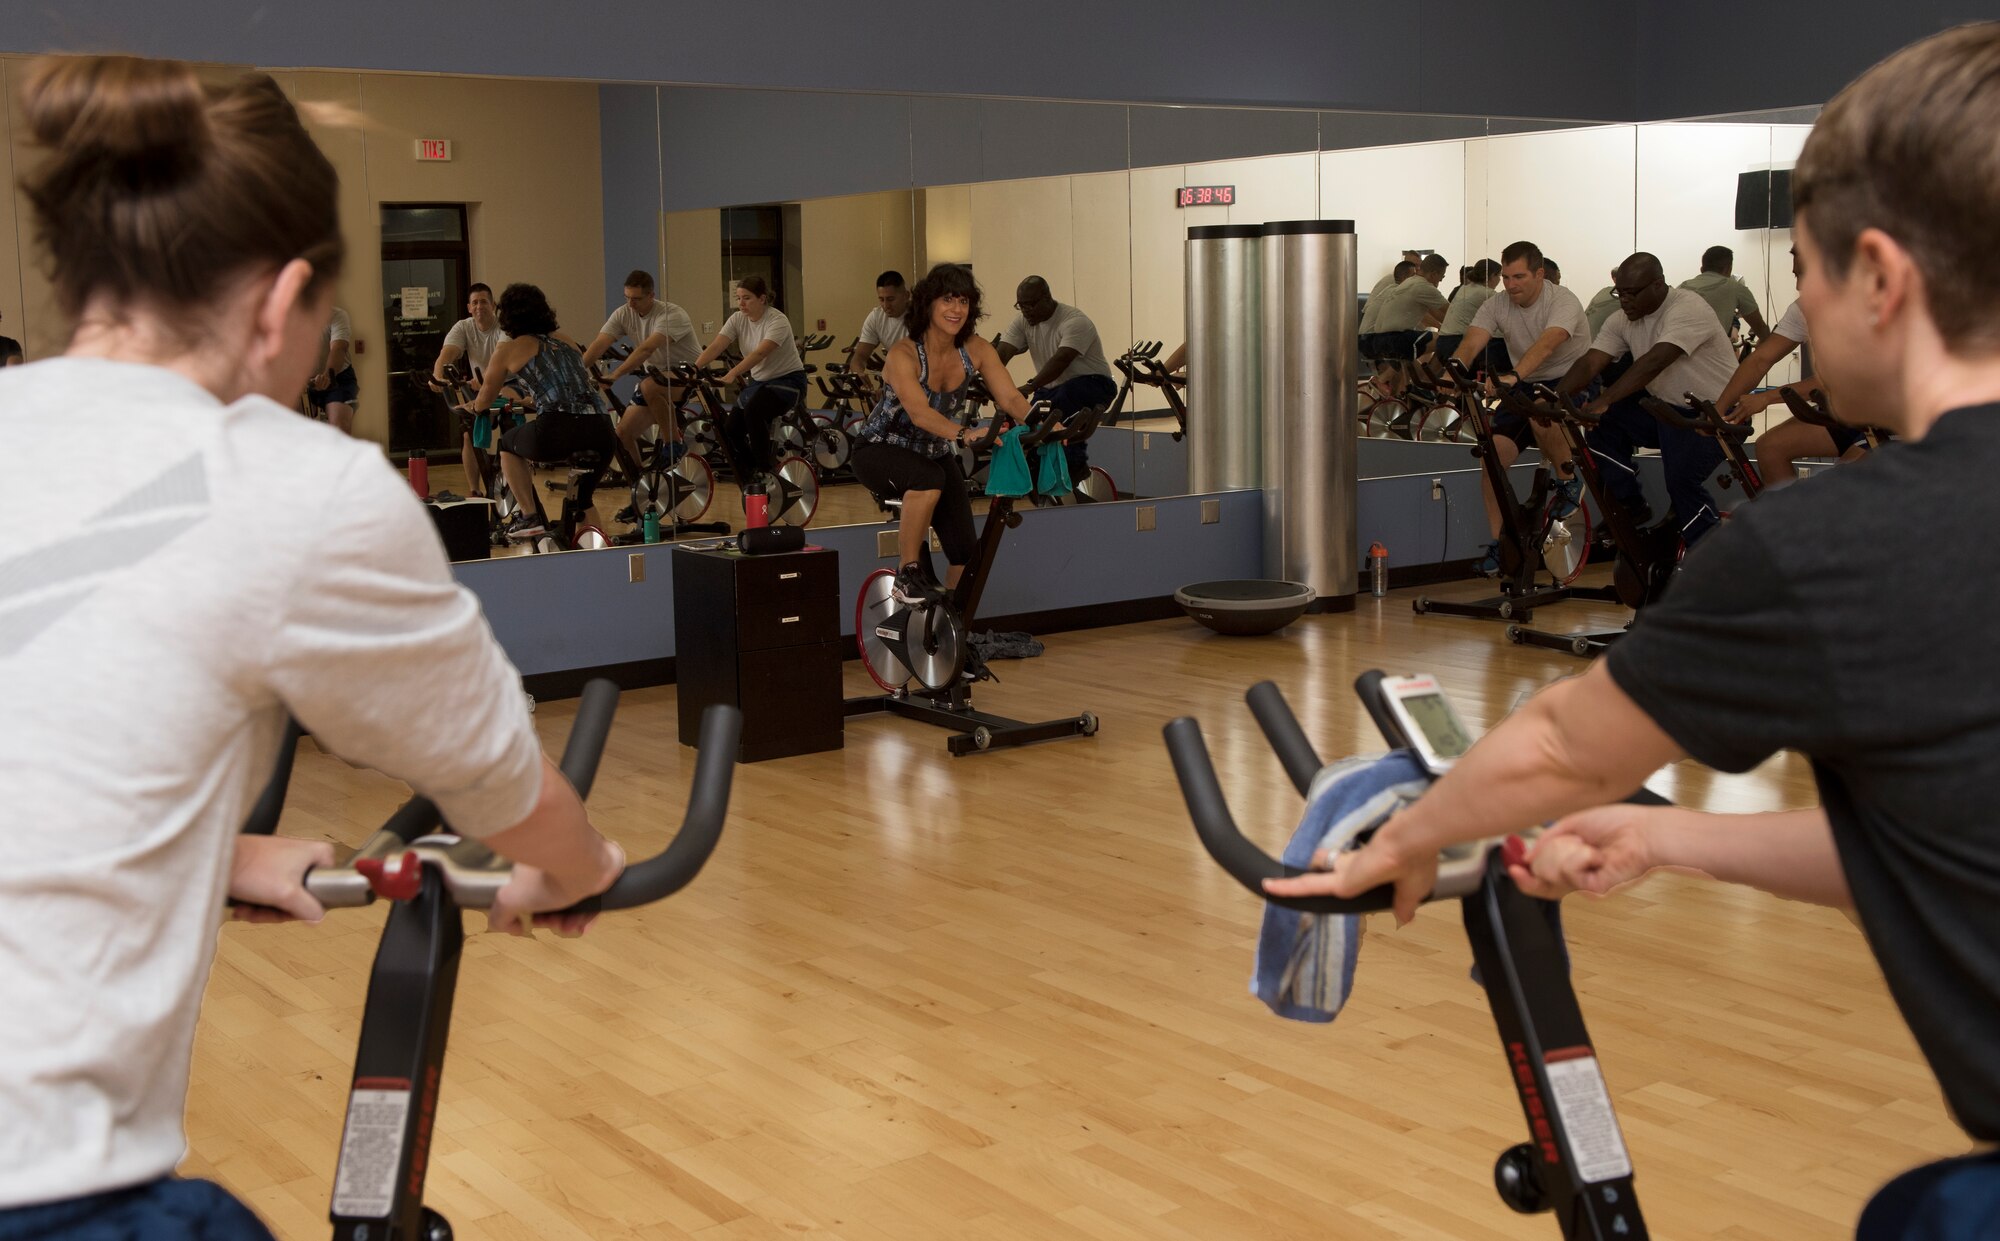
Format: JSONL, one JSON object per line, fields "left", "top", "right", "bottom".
{"left": 1166, "top": 670, "right": 1659, "bottom": 1240}
{"left": 1778, "top": 385, "right": 1888, "bottom": 453}
{"left": 588, "top": 354, "right": 730, "bottom": 542}
{"left": 1640, "top": 392, "right": 1763, "bottom": 499}
{"left": 1113, "top": 340, "right": 1188, "bottom": 441}
{"left": 433, "top": 363, "right": 526, "bottom": 543}
{"left": 846, "top": 405, "right": 1101, "bottom": 756}
{"left": 1501, "top": 384, "right": 1680, "bottom": 658}
{"left": 237, "top": 684, "right": 741, "bottom": 1240}
{"left": 671, "top": 361, "right": 822, "bottom": 526}
{"left": 1413, "top": 359, "right": 1602, "bottom": 624}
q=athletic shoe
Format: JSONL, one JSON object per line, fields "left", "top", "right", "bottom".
{"left": 501, "top": 511, "right": 546, "bottom": 540}
{"left": 1474, "top": 542, "right": 1501, "bottom": 578}
{"left": 614, "top": 503, "right": 638, "bottom": 524}
{"left": 892, "top": 563, "right": 945, "bottom": 606}
{"left": 1548, "top": 478, "right": 1583, "bottom": 520}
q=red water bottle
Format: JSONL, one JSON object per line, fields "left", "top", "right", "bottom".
{"left": 408, "top": 451, "right": 430, "bottom": 500}
{"left": 745, "top": 493, "right": 769, "bottom": 528}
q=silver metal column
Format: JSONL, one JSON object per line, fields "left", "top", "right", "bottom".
{"left": 1260, "top": 220, "right": 1357, "bottom": 612}
{"left": 1184, "top": 225, "right": 1263, "bottom": 493}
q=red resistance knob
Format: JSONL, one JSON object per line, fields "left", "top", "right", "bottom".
{"left": 354, "top": 850, "right": 424, "bottom": 901}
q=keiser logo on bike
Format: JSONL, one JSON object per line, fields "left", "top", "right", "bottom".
{"left": 1508, "top": 1042, "right": 1562, "bottom": 1165}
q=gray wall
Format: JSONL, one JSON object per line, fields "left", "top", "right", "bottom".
{"left": 1631, "top": 2, "right": 1992, "bottom": 119}
{"left": 598, "top": 85, "right": 660, "bottom": 312}
{"left": 5, "top": 1, "right": 1634, "bottom": 117}
{"left": 8, "top": 2, "right": 1981, "bottom": 123}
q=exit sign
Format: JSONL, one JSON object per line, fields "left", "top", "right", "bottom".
{"left": 414, "top": 138, "right": 452, "bottom": 162}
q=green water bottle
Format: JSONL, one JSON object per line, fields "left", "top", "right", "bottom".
{"left": 643, "top": 509, "right": 661, "bottom": 543}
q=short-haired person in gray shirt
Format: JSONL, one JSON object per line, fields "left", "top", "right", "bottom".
{"left": 1680, "top": 244, "right": 1771, "bottom": 344}
{"left": 1556, "top": 252, "right": 1738, "bottom": 545}
{"left": 848, "top": 270, "right": 911, "bottom": 393}
{"left": 580, "top": 270, "right": 702, "bottom": 467}
{"left": 431, "top": 282, "right": 508, "bottom": 498}
{"left": 995, "top": 276, "right": 1118, "bottom": 480}
{"left": 1445, "top": 241, "right": 1592, "bottom": 566}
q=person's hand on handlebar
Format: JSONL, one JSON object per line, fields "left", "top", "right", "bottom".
{"left": 1723, "top": 389, "right": 1781, "bottom": 424}
{"left": 1508, "top": 803, "right": 1661, "bottom": 900}
{"left": 488, "top": 838, "right": 626, "bottom": 938}
{"left": 311, "top": 370, "right": 332, "bottom": 392}
{"left": 228, "top": 835, "right": 337, "bottom": 924}
{"left": 1261, "top": 822, "right": 1440, "bottom": 925}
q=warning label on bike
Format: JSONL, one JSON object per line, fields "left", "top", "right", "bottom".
{"left": 1544, "top": 1050, "right": 1632, "bottom": 1184}
{"left": 331, "top": 1081, "right": 410, "bottom": 1218}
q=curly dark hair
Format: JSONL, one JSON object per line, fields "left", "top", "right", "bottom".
{"left": 496, "top": 282, "right": 559, "bottom": 337}
{"left": 902, "top": 263, "right": 982, "bottom": 346}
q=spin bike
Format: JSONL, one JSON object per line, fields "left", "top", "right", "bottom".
{"left": 1166, "top": 671, "right": 1661, "bottom": 1240}
{"left": 238, "top": 684, "right": 741, "bottom": 1240}
{"left": 670, "top": 362, "right": 823, "bottom": 526}
{"left": 1413, "top": 358, "right": 1602, "bottom": 624}
{"left": 589, "top": 353, "right": 730, "bottom": 542}
{"left": 433, "top": 363, "right": 525, "bottom": 544}
{"left": 1639, "top": 393, "right": 1762, "bottom": 500}
{"left": 1502, "top": 384, "right": 1681, "bottom": 658}
{"left": 1779, "top": 385, "right": 1888, "bottom": 454}
{"left": 1113, "top": 341, "right": 1187, "bottom": 441}
{"left": 845, "top": 405, "right": 1101, "bottom": 756}
{"left": 773, "top": 333, "right": 855, "bottom": 477}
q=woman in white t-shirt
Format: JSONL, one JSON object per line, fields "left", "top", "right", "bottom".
{"left": 692, "top": 275, "right": 808, "bottom": 480}
{"left": 0, "top": 53, "right": 622, "bottom": 1237}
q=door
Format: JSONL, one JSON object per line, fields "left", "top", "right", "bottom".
{"left": 381, "top": 204, "right": 471, "bottom": 454}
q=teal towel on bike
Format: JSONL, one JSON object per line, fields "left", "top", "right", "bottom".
{"left": 1036, "top": 442, "right": 1073, "bottom": 496}
{"left": 985, "top": 427, "right": 1035, "bottom": 497}
{"left": 1254, "top": 751, "right": 1429, "bottom": 1023}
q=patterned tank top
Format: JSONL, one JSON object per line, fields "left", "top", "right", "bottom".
{"left": 512, "top": 335, "right": 607, "bottom": 418}
{"left": 857, "top": 340, "right": 972, "bottom": 460}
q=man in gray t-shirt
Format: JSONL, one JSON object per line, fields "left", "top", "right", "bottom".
{"left": 1558, "top": 252, "right": 1735, "bottom": 545}
{"left": 996, "top": 276, "right": 1117, "bottom": 477}
{"left": 1679, "top": 245, "right": 1770, "bottom": 344}
{"left": 580, "top": 270, "right": 701, "bottom": 465}
{"left": 1445, "top": 242, "right": 1591, "bottom": 561}
{"left": 848, "top": 270, "right": 910, "bottom": 391}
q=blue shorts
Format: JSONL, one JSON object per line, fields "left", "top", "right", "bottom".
{"left": 1858, "top": 1151, "right": 2000, "bottom": 1240}
{"left": 0, "top": 1176, "right": 273, "bottom": 1240}
{"left": 306, "top": 366, "right": 359, "bottom": 408}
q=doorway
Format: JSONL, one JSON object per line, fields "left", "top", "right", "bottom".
{"left": 381, "top": 203, "right": 471, "bottom": 455}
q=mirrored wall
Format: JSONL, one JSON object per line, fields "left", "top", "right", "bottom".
{"left": 0, "top": 54, "right": 1820, "bottom": 560}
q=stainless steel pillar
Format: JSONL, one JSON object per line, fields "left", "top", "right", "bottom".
{"left": 1184, "top": 225, "right": 1263, "bottom": 493}
{"left": 1259, "top": 220, "right": 1357, "bottom": 612}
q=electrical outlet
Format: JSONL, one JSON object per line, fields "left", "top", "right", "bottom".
{"left": 627, "top": 552, "right": 645, "bottom": 583}
{"left": 1200, "top": 499, "right": 1221, "bottom": 524}
{"left": 1136, "top": 506, "right": 1156, "bottom": 532}
{"left": 1431, "top": 477, "right": 1444, "bottom": 501}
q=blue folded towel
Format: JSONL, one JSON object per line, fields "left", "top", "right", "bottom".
{"left": 1253, "top": 750, "right": 1430, "bottom": 1022}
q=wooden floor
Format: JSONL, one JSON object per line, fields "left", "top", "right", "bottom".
{"left": 188, "top": 572, "right": 1964, "bottom": 1239}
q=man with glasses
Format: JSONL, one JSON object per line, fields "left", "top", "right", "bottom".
{"left": 1557, "top": 251, "right": 1738, "bottom": 546}
{"left": 995, "top": 276, "right": 1117, "bottom": 481}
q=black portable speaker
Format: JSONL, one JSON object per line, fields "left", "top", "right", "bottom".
{"left": 739, "top": 525, "right": 805, "bottom": 555}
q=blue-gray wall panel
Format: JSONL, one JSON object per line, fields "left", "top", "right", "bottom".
{"left": 599, "top": 84, "right": 660, "bottom": 311}
{"left": 910, "top": 98, "right": 1130, "bottom": 189}
{"left": 659, "top": 89, "right": 911, "bottom": 211}
{"left": 0, "top": 2, "right": 1637, "bottom": 119}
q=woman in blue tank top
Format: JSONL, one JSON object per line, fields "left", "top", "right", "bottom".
{"left": 850, "top": 264, "right": 1037, "bottom": 604}
{"left": 462, "top": 282, "right": 618, "bottom": 539}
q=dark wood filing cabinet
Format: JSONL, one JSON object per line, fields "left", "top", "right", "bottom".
{"left": 673, "top": 545, "right": 843, "bottom": 762}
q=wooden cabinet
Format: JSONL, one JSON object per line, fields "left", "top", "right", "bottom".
{"left": 673, "top": 546, "right": 842, "bottom": 762}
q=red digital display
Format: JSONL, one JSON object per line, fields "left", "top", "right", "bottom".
{"left": 1175, "top": 184, "right": 1236, "bottom": 208}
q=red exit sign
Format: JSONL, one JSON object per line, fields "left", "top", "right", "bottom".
{"left": 414, "top": 138, "right": 453, "bottom": 162}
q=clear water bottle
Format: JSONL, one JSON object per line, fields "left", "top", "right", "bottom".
{"left": 1369, "top": 542, "right": 1389, "bottom": 598}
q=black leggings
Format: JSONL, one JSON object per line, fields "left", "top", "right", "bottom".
{"left": 725, "top": 375, "right": 807, "bottom": 478}
{"left": 850, "top": 442, "right": 977, "bottom": 566}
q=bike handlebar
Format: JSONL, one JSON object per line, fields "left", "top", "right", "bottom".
{"left": 1638, "top": 395, "right": 1751, "bottom": 440}
{"left": 248, "top": 680, "right": 737, "bottom": 915}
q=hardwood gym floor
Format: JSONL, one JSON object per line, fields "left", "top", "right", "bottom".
{"left": 187, "top": 571, "right": 1963, "bottom": 1239}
